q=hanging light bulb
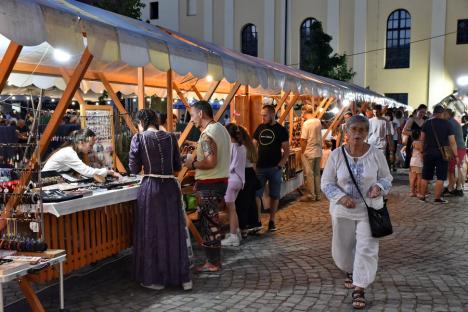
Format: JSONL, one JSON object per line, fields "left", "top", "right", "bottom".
{"left": 53, "top": 49, "right": 71, "bottom": 63}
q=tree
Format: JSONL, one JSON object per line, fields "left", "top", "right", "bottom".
{"left": 76, "top": 0, "right": 145, "bottom": 20}
{"left": 301, "top": 21, "right": 355, "bottom": 82}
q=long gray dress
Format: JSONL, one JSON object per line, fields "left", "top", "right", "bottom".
{"left": 129, "top": 131, "right": 190, "bottom": 286}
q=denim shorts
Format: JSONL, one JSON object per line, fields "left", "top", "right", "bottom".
{"left": 256, "top": 167, "right": 282, "bottom": 199}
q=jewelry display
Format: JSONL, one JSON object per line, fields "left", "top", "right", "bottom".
{"left": 84, "top": 107, "right": 115, "bottom": 170}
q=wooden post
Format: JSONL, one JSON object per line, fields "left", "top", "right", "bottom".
{"left": 317, "top": 97, "right": 335, "bottom": 120}
{"left": 278, "top": 94, "right": 300, "bottom": 124}
{"left": 173, "top": 82, "right": 191, "bottom": 110}
{"left": 275, "top": 91, "right": 291, "bottom": 114}
{"left": 191, "top": 85, "right": 203, "bottom": 100}
{"left": 17, "top": 278, "right": 45, "bottom": 312}
{"left": 322, "top": 105, "right": 347, "bottom": 141}
{"left": 98, "top": 72, "right": 137, "bottom": 134}
{"left": 167, "top": 70, "right": 174, "bottom": 131}
{"left": 0, "top": 41, "right": 22, "bottom": 92}
{"left": 137, "top": 67, "right": 145, "bottom": 110}
{"left": 311, "top": 97, "right": 327, "bottom": 118}
{"left": 2, "top": 49, "right": 94, "bottom": 231}
{"left": 203, "top": 81, "right": 221, "bottom": 101}
{"left": 61, "top": 68, "right": 87, "bottom": 128}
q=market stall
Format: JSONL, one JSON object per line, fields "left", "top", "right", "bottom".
{"left": 0, "top": 0, "right": 406, "bottom": 299}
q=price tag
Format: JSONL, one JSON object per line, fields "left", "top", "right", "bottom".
{"left": 29, "top": 221, "right": 39, "bottom": 233}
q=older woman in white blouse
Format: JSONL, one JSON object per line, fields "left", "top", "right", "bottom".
{"left": 321, "top": 115, "right": 393, "bottom": 309}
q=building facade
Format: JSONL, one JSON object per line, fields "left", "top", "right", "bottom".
{"left": 141, "top": 0, "right": 468, "bottom": 108}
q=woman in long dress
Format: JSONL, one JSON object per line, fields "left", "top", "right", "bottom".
{"left": 129, "top": 109, "right": 191, "bottom": 290}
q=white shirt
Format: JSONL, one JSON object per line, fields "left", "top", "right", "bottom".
{"left": 368, "top": 117, "right": 391, "bottom": 149}
{"left": 301, "top": 118, "right": 322, "bottom": 158}
{"left": 42, "top": 146, "right": 108, "bottom": 178}
{"left": 321, "top": 145, "right": 393, "bottom": 221}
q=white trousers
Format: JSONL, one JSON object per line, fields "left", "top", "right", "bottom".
{"left": 331, "top": 216, "right": 379, "bottom": 288}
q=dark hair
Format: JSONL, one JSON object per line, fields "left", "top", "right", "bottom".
{"left": 192, "top": 100, "right": 214, "bottom": 118}
{"left": 238, "top": 125, "right": 257, "bottom": 163}
{"left": 372, "top": 104, "right": 382, "bottom": 110}
{"left": 446, "top": 108, "right": 455, "bottom": 118}
{"left": 462, "top": 115, "right": 468, "bottom": 123}
{"left": 262, "top": 104, "right": 276, "bottom": 114}
{"left": 45, "top": 128, "right": 96, "bottom": 164}
{"left": 135, "top": 109, "right": 159, "bottom": 131}
{"left": 411, "top": 128, "right": 421, "bottom": 140}
{"left": 417, "top": 104, "right": 428, "bottom": 111}
{"left": 395, "top": 110, "right": 403, "bottom": 119}
{"left": 433, "top": 105, "right": 445, "bottom": 114}
{"left": 225, "top": 123, "right": 243, "bottom": 145}
{"left": 344, "top": 111, "right": 353, "bottom": 117}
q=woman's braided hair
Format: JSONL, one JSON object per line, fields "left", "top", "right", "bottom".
{"left": 135, "top": 109, "right": 159, "bottom": 131}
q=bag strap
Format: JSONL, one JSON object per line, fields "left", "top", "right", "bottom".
{"left": 341, "top": 146, "right": 369, "bottom": 209}
{"left": 430, "top": 119, "right": 443, "bottom": 149}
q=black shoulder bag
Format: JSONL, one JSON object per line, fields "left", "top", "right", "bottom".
{"left": 341, "top": 147, "right": 393, "bottom": 238}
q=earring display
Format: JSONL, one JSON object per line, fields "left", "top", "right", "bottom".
{"left": 83, "top": 106, "right": 115, "bottom": 170}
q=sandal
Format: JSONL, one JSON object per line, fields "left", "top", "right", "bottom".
{"left": 344, "top": 272, "right": 354, "bottom": 289}
{"left": 195, "top": 262, "right": 221, "bottom": 273}
{"left": 352, "top": 289, "right": 366, "bottom": 309}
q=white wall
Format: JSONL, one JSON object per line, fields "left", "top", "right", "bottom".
{"left": 142, "top": 0, "right": 179, "bottom": 32}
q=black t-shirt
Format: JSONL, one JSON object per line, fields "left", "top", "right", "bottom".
{"left": 253, "top": 122, "right": 289, "bottom": 168}
{"left": 421, "top": 118, "right": 454, "bottom": 155}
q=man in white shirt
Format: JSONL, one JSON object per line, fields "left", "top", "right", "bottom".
{"left": 367, "top": 104, "right": 393, "bottom": 153}
{"left": 300, "top": 105, "right": 322, "bottom": 201}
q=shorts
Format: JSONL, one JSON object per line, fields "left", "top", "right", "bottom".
{"left": 422, "top": 153, "right": 448, "bottom": 181}
{"left": 255, "top": 167, "right": 282, "bottom": 199}
{"left": 224, "top": 180, "right": 243, "bottom": 203}
{"left": 448, "top": 148, "right": 467, "bottom": 173}
{"left": 410, "top": 166, "right": 422, "bottom": 174}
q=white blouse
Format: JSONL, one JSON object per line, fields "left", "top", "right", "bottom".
{"left": 321, "top": 145, "right": 393, "bottom": 220}
{"left": 42, "top": 146, "right": 108, "bottom": 178}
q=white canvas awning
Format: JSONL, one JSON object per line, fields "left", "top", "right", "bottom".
{"left": 0, "top": 0, "right": 405, "bottom": 106}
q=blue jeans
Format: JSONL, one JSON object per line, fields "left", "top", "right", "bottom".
{"left": 256, "top": 167, "right": 282, "bottom": 199}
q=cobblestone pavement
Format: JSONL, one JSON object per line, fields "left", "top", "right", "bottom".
{"left": 6, "top": 171, "right": 468, "bottom": 311}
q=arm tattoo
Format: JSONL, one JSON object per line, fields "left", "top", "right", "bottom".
{"left": 201, "top": 134, "right": 217, "bottom": 157}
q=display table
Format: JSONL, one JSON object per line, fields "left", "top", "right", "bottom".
{"left": 0, "top": 252, "right": 66, "bottom": 312}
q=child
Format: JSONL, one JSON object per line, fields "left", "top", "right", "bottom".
{"left": 320, "top": 140, "right": 332, "bottom": 174}
{"left": 409, "top": 129, "right": 423, "bottom": 197}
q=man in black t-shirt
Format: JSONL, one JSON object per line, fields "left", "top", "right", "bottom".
{"left": 419, "top": 105, "right": 459, "bottom": 204}
{"left": 253, "top": 104, "right": 289, "bottom": 232}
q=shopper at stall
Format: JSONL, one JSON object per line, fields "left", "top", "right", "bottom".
{"left": 184, "top": 100, "right": 231, "bottom": 272}
{"left": 321, "top": 115, "right": 393, "bottom": 309}
{"left": 418, "top": 105, "right": 459, "bottom": 203}
{"left": 300, "top": 104, "right": 322, "bottom": 202}
{"left": 42, "top": 128, "right": 119, "bottom": 179}
{"left": 253, "top": 104, "right": 290, "bottom": 232}
{"left": 235, "top": 126, "right": 262, "bottom": 237}
{"left": 129, "top": 108, "right": 192, "bottom": 290}
{"left": 221, "top": 123, "right": 247, "bottom": 247}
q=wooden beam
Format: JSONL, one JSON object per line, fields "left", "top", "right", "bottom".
{"left": 60, "top": 68, "right": 87, "bottom": 128}
{"left": 2, "top": 48, "right": 93, "bottom": 231}
{"left": 317, "top": 97, "right": 335, "bottom": 120}
{"left": 177, "top": 82, "right": 241, "bottom": 180}
{"left": 322, "top": 105, "right": 347, "bottom": 142}
{"left": 275, "top": 91, "right": 291, "bottom": 114}
{"left": 115, "top": 155, "right": 127, "bottom": 173}
{"left": 191, "top": 85, "right": 203, "bottom": 100}
{"left": 137, "top": 67, "right": 145, "bottom": 110}
{"left": 312, "top": 97, "right": 328, "bottom": 118}
{"left": 98, "top": 72, "right": 137, "bottom": 134}
{"left": 173, "top": 82, "right": 191, "bottom": 110}
{"left": 0, "top": 41, "right": 22, "bottom": 92}
{"left": 177, "top": 80, "right": 221, "bottom": 147}
{"left": 278, "top": 93, "right": 300, "bottom": 124}
{"left": 17, "top": 278, "right": 45, "bottom": 312}
{"left": 203, "top": 80, "right": 221, "bottom": 101}
{"left": 167, "top": 70, "right": 174, "bottom": 131}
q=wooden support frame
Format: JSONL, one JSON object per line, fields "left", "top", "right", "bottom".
{"left": 167, "top": 70, "right": 174, "bottom": 131}
{"left": 191, "top": 85, "right": 203, "bottom": 100}
{"left": 317, "top": 97, "right": 335, "bottom": 120}
{"left": 203, "top": 80, "right": 221, "bottom": 101}
{"left": 311, "top": 97, "right": 328, "bottom": 118}
{"left": 97, "top": 72, "right": 137, "bottom": 134}
{"left": 60, "top": 68, "right": 86, "bottom": 128}
{"left": 17, "top": 277, "right": 45, "bottom": 312}
{"left": 1, "top": 49, "right": 94, "bottom": 231}
{"left": 0, "top": 41, "right": 22, "bottom": 92}
{"left": 275, "top": 91, "right": 291, "bottom": 114}
{"left": 137, "top": 67, "right": 145, "bottom": 110}
{"left": 322, "top": 105, "right": 347, "bottom": 142}
{"left": 173, "top": 82, "right": 191, "bottom": 110}
{"left": 278, "top": 93, "right": 300, "bottom": 124}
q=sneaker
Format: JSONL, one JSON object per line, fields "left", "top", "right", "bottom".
{"left": 268, "top": 221, "right": 277, "bottom": 232}
{"left": 236, "top": 229, "right": 243, "bottom": 242}
{"left": 247, "top": 224, "right": 262, "bottom": 235}
{"left": 417, "top": 196, "right": 426, "bottom": 202}
{"left": 182, "top": 281, "right": 192, "bottom": 291}
{"left": 221, "top": 233, "right": 240, "bottom": 247}
{"left": 140, "top": 283, "right": 165, "bottom": 290}
{"left": 456, "top": 189, "right": 464, "bottom": 197}
{"left": 434, "top": 198, "right": 449, "bottom": 204}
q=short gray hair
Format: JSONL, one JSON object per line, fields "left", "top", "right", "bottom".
{"left": 345, "top": 114, "right": 369, "bottom": 131}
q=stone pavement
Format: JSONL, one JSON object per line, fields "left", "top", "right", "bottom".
{"left": 5, "top": 171, "right": 468, "bottom": 311}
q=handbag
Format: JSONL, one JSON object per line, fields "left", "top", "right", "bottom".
{"left": 430, "top": 119, "right": 453, "bottom": 161}
{"left": 341, "top": 147, "right": 393, "bottom": 238}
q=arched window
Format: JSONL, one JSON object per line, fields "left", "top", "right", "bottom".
{"left": 241, "top": 24, "right": 258, "bottom": 57}
{"left": 300, "top": 18, "right": 317, "bottom": 70}
{"left": 386, "top": 9, "right": 411, "bottom": 69}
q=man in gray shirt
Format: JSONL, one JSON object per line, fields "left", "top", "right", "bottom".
{"left": 446, "top": 109, "right": 466, "bottom": 196}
